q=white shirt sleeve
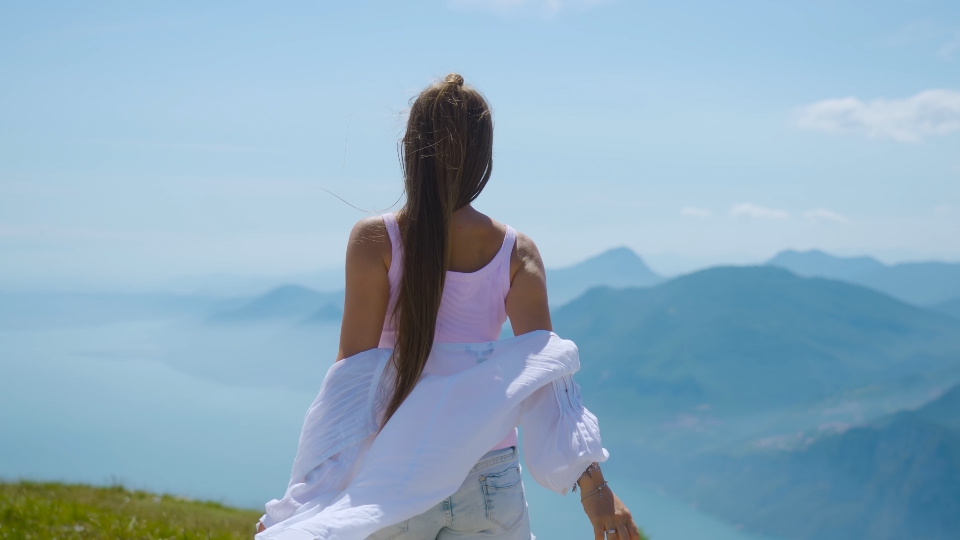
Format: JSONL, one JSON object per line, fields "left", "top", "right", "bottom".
{"left": 520, "top": 373, "right": 609, "bottom": 494}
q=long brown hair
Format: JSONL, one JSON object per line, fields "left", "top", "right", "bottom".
{"left": 382, "top": 73, "right": 494, "bottom": 426}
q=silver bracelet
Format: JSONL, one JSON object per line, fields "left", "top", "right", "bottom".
{"left": 572, "top": 462, "right": 602, "bottom": 492}
{"left": 580, "top": 481, "right": 608, "bottom": 502}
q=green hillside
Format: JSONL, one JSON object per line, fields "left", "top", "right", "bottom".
{"left": 0, "top": 482, "right": 260, "bottom": 540}
{"left": 554, "top": 266, "right": 960, "bottom": 416}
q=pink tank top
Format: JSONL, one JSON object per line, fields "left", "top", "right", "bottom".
{"left": 378, "top": 212, "right": 519, "bottom": 450}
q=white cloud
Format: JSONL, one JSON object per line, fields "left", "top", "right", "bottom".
{"left": 935, "top": 204, "right": 954, "bottom": 215}
{"left": 730, "top": 203, "right": 789, "bottom": 220}
{"left": 449, "top": 0, "right": 607, "bottom": 16}
{"left": 680, "top": 206, "right": 712, "bottom": 218}
{"left": 797, "top": 89, "right": 960, "bottom": 143}
{"left": 804, "top": 208, "right": 849, "bottom": 224}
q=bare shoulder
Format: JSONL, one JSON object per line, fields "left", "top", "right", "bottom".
{"left": 346, "top": 216, "right": 391, "bottom": 268}
{"left": 510, "top": 231, "right": 546, "bottom": 281}
{"left": 349, "top": 215, "right": 388, "bottom": 243}
{"left": 505, "top": 230, "right": 552, "bottom": 333}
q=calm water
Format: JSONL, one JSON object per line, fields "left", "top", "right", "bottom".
{"left": 0, "top": 320, "right": 778, "bottom": 540}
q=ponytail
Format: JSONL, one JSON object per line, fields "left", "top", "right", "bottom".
{"left": 381, "top": 74, "right": 493, "bottom": 426}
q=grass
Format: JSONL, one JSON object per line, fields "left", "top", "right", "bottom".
{"left": 1, "top": 481, "right": 648, "bottom": 539}
{"left": 0, "top": 481, "right": 260, "bottom": 540}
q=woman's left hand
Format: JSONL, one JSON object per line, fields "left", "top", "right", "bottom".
{"left": 580, "top": 484, "right": 643, "bottom": 540}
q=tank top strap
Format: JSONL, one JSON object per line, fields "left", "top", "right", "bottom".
{"left": 497, "top": 225, "right": 517, "bottom": 298}
{"left": 381, "top": 213, "right": 403, "bottom": 282}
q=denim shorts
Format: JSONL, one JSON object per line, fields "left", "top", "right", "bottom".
{"left": 366, "top": 446, "right": 531, "bottom": 540}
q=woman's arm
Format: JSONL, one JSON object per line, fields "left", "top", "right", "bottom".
{"left": 257, "top": 219, "right": 390, "bottom": 534}
{"left": 577, "top": 465, "right": 643, "bottom": 540}
{"left": 505, "top": 232, "right": 552, "bottom": 334}
{"left": 506, "top": 233, "right": 642, "bottom": 540}
{"left": 336, "top": 217, "right": 391, "bottom": 361}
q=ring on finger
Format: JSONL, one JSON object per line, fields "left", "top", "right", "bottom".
{"left": 605, "top": 529, "right": 617, "bottom": 534}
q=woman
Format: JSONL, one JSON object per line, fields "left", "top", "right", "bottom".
{"left": 260, "top": 73, "right": 640, "bottom": 540}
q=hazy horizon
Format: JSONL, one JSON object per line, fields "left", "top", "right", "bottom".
{"left": 3, "top": 243, "right": 958, "bottom": 296}
{"left": 4, "top": 243, "right": 960, "bottom": 295}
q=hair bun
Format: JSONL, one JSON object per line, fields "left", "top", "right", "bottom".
{"left": 445, "top": 73, "right": 464, "bottom": 86}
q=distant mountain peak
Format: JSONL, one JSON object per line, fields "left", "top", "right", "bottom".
{"left": 561, "top": 246, "right": 657, "bottom": 274}
{"left": 546, "top": 247, "right": 662, "bottom": 307}
{"left": 600, "top": 246, "right": 642, "bottom": 258}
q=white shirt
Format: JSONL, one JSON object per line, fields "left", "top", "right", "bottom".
{"left": 257, "top": 331, "right": 608, "bottom": 540}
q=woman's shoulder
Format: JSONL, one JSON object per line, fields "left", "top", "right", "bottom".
{"left": 348, "top": 215, "right": 391, "bottom": 246}
{"left": 346, "top": 215, "right": 392, "bottom": 270}
{"left": 349, "top": 215, "right": 388, "bottom": 236}
{"left": 503, "top": 227, "right": 552, "bottom": 333}
{"left": 509, "top": 228, "right": 546, "bottom": 281}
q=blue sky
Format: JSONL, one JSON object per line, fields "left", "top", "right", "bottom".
{"left": 1, "top": 0, "right": 959, "bottom": 292}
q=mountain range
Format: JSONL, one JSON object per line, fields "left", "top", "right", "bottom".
{"left": 660, "top": 385, "right": 960, "bottom": 540}
{"left": 553, "top": 266, "right": 960, "bottom": 417}
{"left": 549, "top": 265, "right": 960, "bottom": 540}
{"left": 208, "top": 247, "right": 663, "bottom": 323}
{"left": 199, "top": 247, "right": 960, "bottom": 326}
{"left": 767, "top": 249, "right": 960, "bottom": 306}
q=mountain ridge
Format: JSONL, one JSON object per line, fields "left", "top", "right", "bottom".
{"left": 554, "top": 265, "right": 960, "bottom": 417}
{"left": 766, "top": 249, "right": 960, "bottom": 306}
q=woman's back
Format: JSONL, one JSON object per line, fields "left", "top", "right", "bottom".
{"left": 335, "top": 206, "right": 550, "bottom": 364}
{"left": 378, "top": 210, "right": 516, "bottom": 348}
